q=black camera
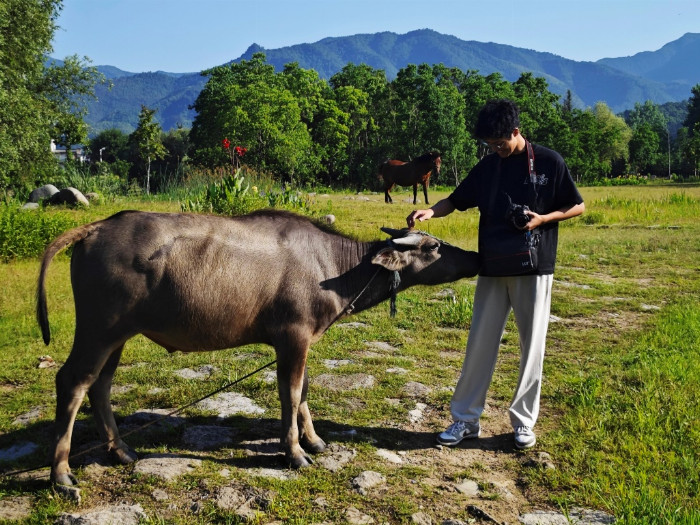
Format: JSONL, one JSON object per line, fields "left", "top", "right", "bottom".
{"left": 506, "top": 202, "right": 531, "bottom": 229}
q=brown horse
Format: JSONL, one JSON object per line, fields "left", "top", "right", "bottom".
{"left": 378, "top": 152, "right": 441, "bottom": 204}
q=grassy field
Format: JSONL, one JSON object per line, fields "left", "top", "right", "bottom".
{"left": 0, "top": 183, "right": 699, "bottom": 524}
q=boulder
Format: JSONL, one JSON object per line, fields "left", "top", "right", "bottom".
{"left": 28, "top": 184, "right": 59, "bottom": 203}
{"left": 48, "top": 187, "right": 90, "bottom": 207}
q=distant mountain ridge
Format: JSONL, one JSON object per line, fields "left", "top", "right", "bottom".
{"left": 70, "top": 29, "right": 700, "bottom": 134}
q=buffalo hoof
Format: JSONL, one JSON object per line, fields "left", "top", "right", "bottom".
{"left": 288, "top": 454, "right": 313, "bottom": 469}
{"left": 52, "top": 471, "right": 78, "bottom": 486}
{"left": 109, "top": 446, "right": 138, "bottom": 465}
{"left": 302, "top": 437, "right": 326, "bottom": 454}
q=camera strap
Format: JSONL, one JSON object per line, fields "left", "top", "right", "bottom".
{"left": 488, "top": 138, "right": 538, "bottom": 213}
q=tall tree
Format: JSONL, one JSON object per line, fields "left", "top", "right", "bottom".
{"left": 131, "top": 106, "right": 166, "bottom": 194}
{"left": 683, "top": 84, "right": 700, "bottom": 134}
{"left": 0, "top": 0, "right": 105, "bottom": 189}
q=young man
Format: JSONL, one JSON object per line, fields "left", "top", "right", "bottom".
{"left": 407, "top": 99, "right": 584, "bottom": 449}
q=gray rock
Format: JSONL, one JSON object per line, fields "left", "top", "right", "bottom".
{"left": 195, "top": 392, "right": 265, "bottom": 417}
{"left": 454, "top": 479, "right": 479, "bottom": 496}
{"left": 28, "top": 184, "right": 59, "bottom": 203}
{"left": 55, "top": 504, "right": 146, "bottom": 525}
{"left": 519, "top": 508, "right": 615, "bottom": 525}
{"left": 313, "top": 373, "right": 376, "bottom": 391}
{"left": 174, "top": 364, "right": 217, "bottom": 379}
{"left": 13, "top": 406, "right": 43, "bottom": 426}
{"left": 345, "top": 506, "right": 375, "bottom": 524}
{"left": 403, "top": 381, "right": 432, "bottom": 399}
{"left": 352, "top": 470, "right": 385, "bottom": 495}
{"left": 48, "top": 187, "right": 89, "bottom": 207}
{"left": 0, "top": 441, "right": 39, "bottom": 461}
{"left": 317, "top": 443, "right": 357, "bottom": 472}
{"left": 411, "top": 512, "right": 433, "bottom": 525}
{"left": 0, "top": 496, "right": 33, "bottom": 522}
{"left": 133, "top": 454, "right": 202, "bottom": 481}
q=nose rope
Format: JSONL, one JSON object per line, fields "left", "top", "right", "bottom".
{"left": 389, "top": 270, "right": 401, "bottom": 317}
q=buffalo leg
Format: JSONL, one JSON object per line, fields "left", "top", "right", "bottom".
{"left": 51, "top": 338, "right": 124, "bottom": 485}
{"left": 87, "top": 344, "right": 137, "bottom": 466}
{"left": 276, "top": 342, "right": 317, "bottom": 468}
{"left": 297, "top": 367, "right": 326, "bottom": 454}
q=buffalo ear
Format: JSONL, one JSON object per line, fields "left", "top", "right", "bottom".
{"left": 380, "top": 226, "right": 409, "bottom": 238}
{"left": 371, "top": 247, "right": 408, "bottom": 271}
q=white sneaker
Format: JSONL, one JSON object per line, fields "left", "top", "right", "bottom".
{"left": 436, "top": 420, "right": 481, "bottom": 446}
{"left": 514, "top": 426, "right": 536, "bottom": 449}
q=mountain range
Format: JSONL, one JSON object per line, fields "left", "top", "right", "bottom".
{"left": 70, "top": 29, "right": 700, "bottom": 135}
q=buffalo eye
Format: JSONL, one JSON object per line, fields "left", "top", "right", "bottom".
{"left": 422, "top": 240, "right": 440, "bottom": 253}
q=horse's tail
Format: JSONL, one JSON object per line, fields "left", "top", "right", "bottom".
{"left": 377, "top": 158, "right": 390, "bottom": 181}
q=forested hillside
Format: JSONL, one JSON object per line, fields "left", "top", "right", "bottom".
{"left": 75, "top": 30, "right": 700, "bottom": 134}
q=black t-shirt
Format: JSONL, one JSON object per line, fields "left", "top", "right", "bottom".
{"left": 448, "top": 143, "right": 583, "bottom": 275}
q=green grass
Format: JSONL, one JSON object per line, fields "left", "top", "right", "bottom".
{"left": 0, "top": 182, "right": 699, "bottom": 523}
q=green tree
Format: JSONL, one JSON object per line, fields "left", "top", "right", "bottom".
{"left": 0, "top": 0, "right": 105, "bottom": 190}
{"left": 130, "top": 106, "right": 167, "bottom": 194}
{"left": 683, "top": 84, "right": 700, "bottom": 133}
{"left": 89, "top": 128, "right": 130, "bottom": 164}
{"left": 626, "top": 101, "right": 668, "bottom": 176}
{"left": 190, "top": 53, "right": 318, "bottom": 185}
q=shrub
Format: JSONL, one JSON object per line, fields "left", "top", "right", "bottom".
{"left": 181, "top": 170, "right": 314, "bottom": 216}
{"left": 0, "top": 201, "right": 77, "bottom": 261}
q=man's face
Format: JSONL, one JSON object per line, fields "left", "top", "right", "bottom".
{"left": 482, "top": 128, "right": 520, "bottom": 158}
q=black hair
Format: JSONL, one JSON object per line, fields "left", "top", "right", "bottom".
{"left": 474, "top": 99, "right": 520, "bottom": 139}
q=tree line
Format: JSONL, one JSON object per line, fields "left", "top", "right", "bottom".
{"left": 3, "top": 0, "right": 700, "bottom": 196}
{"left": 99, "top": 54, "right": 700, "bottom": 192}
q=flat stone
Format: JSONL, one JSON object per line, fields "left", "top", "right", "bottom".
{"left": 352, "top": 470, "right": 385, "bottom": 495}
{"left": 0, "top": 496, "right": 33, "bottom": 521}
{"left": 317, "top": 443, "right": 357, "bottom": 472}
{"left": 175, "top": 365, "right": 217, "bottom": 380}
{"left": 376, "top": 448, "right": 403, "bottom": 464}
{"left": 195, "top": 392, "right": 265, "bottom": 417}
{"left": 520, "top": 508, "right": 615, "bottom": 525}
{"left": 455, "top": 479, "right": 479, "bottom": 496}
{"left": 133, "top": 454, "right": 202, "bottom": 481}
{"left": 13, "top": 406, "right": 43, "bottom": 426}
{"left": 313, "top": 373, "right": 376, "bottom": 391}
{"left": 55, "top": 504, "right": 146, "bottom": 525}
{"left": 403, "top": 381, "right": 431, "bottom": 398}
{"left": 0, "top": 441, "right": 39, "bottom": 461}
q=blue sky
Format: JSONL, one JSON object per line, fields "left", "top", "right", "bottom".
{"left": 51, "top": 0, "right": 700, "bottom": 73}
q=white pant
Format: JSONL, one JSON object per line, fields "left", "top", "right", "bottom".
{"left": 450, "top": 274, "right": 553, "bottom": 429}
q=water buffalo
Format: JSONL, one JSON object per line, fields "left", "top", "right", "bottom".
{"left": 37, "top": 209, "right": 479, "bottom": 485}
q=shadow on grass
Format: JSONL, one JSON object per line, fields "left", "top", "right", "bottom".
{"left": 0, "top": 413, "right": 520, "bottom": 491}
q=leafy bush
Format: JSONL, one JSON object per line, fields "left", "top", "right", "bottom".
{"left": 181, "top": 170, "right": 313, "bottom": 216}
{"left": 0, "top": 202, "right": 77, "bottom": 261}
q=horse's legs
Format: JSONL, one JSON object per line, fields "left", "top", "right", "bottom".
{"left": 422, "top": 180, "right": 430, "bottom": 205}
{"left": 87, "top": 344, "right": 137, "bottom": 466}
{"left": 413, "top": 183, "right": 418, "bottom": 205}
{"left": 384, "top": 185, "right": 393, "bottom": 204}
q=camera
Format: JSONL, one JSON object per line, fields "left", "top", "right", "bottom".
{"left": 506, "top": 202, "right": 531, "bottom": 229}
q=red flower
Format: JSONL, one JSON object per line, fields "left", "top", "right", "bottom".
{"left": 234, "top": 146, "right": 247, "bottom": 157}
{"left": 222, "top": 138, "right": 231, "bottom": 149}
